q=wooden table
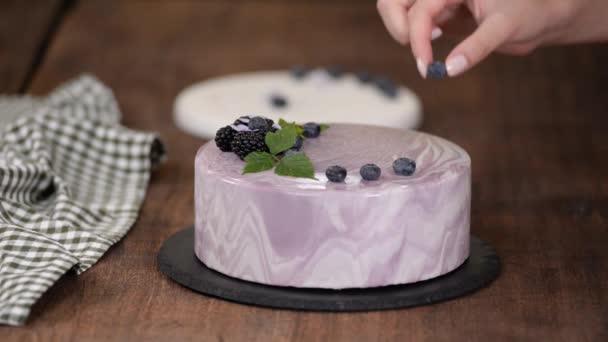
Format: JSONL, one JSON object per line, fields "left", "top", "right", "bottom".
{"left": 1, "top": 1, "right": 607, "bottom": 341}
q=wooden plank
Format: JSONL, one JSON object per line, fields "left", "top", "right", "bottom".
{"left": 4, "top": 0, "right": 608, "bottom": 340}
{"left": 0, "top": 0, "right": 64, "bottom": 92}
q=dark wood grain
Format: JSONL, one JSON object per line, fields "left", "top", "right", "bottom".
{"left": 3, "top": 0, "right": 607, "bottom": 340}
{"left": 0, "top": 0, "right": 64, "bottom": 92}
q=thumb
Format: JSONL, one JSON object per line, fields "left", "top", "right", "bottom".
{"left": 445, "top": 13, "right": 514, "bottom": 77}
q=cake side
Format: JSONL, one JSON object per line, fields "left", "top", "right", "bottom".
{"left": 194, "top": 124, "right": 471, "bottom": 289}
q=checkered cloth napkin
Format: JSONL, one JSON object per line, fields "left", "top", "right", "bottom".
{"left": 0, "top": 75, "right": 164, "bottom": 326}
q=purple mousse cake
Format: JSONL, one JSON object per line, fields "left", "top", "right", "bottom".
{"left": 194, "top": 123, "right": 471, "bottom": 289}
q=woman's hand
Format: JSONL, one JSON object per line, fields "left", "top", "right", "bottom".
{"left": 377, "top": 0, "right": 608, "bottom": 78}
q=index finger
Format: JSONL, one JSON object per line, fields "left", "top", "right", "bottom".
{"left": 409, "top": 0, "right": 459, "bottom": 77}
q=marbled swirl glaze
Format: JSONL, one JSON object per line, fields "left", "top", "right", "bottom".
{"left": 194, "top": 124, "right": 471, "bottom": 289}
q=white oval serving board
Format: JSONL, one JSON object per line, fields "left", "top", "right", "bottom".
{"left": 174, "top": 70, "right": 422, "bottom": 139}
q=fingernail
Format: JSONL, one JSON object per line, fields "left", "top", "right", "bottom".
{"left": 446, "top": 55, "right": 468, "bottom": 77}
{"left": 431, "top": 27, "right": 442, "bottom": 40}
{"left": 416, "top": 58, "right": 427, "bottom": 79}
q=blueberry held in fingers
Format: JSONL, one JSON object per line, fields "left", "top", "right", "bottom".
{"left": 427, "top": 61, "right": 447, "bottom": 79}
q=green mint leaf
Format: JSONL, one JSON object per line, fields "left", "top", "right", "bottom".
{"left": 279, "top": 118, "right": 304, "bottom": 135}
{"left": 275, "top": 153, "right": 315, "bottom": 179}
{"left": 320, "top": 124, "right": 330, "bottom": 132}
{"left": 243, "top": 152, "right": 276, "bottom": 174}
{"left": 295, "top": 124, "right": 304, "bottom": 137}
{"left": 265, "top": 125, "right": 297, "bottom": 155}
{"left": 278, "top": 118, "right": 311, "bottom": 139}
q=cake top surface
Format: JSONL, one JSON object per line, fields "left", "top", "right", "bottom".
{"left": 197, "top": 124, "right": 470, "bottom": 192}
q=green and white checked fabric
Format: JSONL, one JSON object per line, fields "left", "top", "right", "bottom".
{"left": 0, "top": 75, "right": 164, "bottom": 326}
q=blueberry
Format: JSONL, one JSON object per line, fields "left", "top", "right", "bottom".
{"left": 302, "top": 122, "right": 321, "bottom": 138}
{"left": 290, "top": 65, "right": 309, "bottom": 79}
{"left": 360, "top": 163, "right": 381, "bottom": 181}
{"left": 374, "top": 77, "right": 398, "bottom": 98}
{"left": 393, "top": 158, "right": 416, "bottom": 176}
{"left": 325, "top": 66, "right": 344, "bottom": 78}
{"left": 326, "top": 165, "right": 347, "bottom": 183}
{"left": 427, "top": 61, "right": 447, "bottom": 79}
{"left": 248, "top": 116, "right": 269, "bottom": 130}
{"left": 292, "top": 135, "right": 303, "bottom": 150}
{"left": 356, "top": 71, "right": 373, "bottom": 83}
{"left": 270, "top": 94, "right": 288, "bottom": 108}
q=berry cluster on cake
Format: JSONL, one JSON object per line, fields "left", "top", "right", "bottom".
{"left": 194, "top": 116, "right": 471, "bottom": 289}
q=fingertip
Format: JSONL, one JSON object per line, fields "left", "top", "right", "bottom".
{"left": 409, "top": 28, "right": 433, "bottom": 76}
{"left": 431, "top": 27, "right": 443, "bottom": 40}
{"left": 416, "top": 58, "right": 427, "bottom": 79}
{"left": 445, "top": 54, "right": 468, "bottom": 77}
{"left": 444, "top": 14, "right": 513, "bottom": 77}
{"left": 396, "top": 33, "right": 411, "bottom": 46}
{"left": 408, "top": 1, "right": 444, "bottom": 74}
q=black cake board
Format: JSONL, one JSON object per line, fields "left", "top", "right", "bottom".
{"left": 157, "top": 227, "right": 500, "bottom": 311}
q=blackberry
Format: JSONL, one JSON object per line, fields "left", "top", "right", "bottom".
{"left": 393, "top": 157, "right": 416, "bottom": 176}
{"left": 302, "top": 122, "right": 321, "bottom": 138}
{"left": 360, "top": 163, "right": 381, "bottom": 181}
{"left": 231, "top": 130, "right": 269, "bottom": 159}
{"left": 326, "top": 165, "right": 347, "bottom": 183}
{"left": 214, "top": 126, "right": 236, "bottom": 152}
{"left": 248, "top": 116, "right": 269, "bottom": 130}
{"left": 427, "top": 61, "right": 447, "bottom": 79}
